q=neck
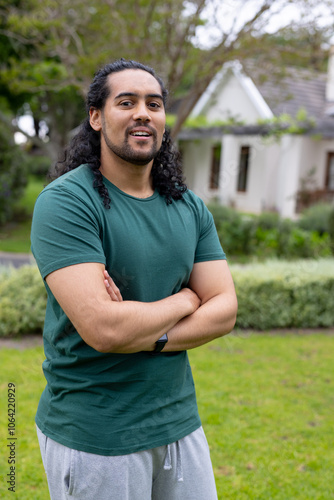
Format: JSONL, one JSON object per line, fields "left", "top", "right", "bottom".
{"left": 99, "top": 151, "right": 155, "bottom": 198}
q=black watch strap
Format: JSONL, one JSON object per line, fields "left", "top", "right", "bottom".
{"left": 151, "top": 333, "right": 168, "bottom": 355}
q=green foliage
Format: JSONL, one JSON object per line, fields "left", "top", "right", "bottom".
{"left": 208, "top": 203, "right": 332, "bottom": 260}
{"left": 255, "top": 25, "right": 331, "bottom": 72}
{"left": 1, "top": 260, "right": 334, "bottom": 336}
{"left": 231, "top": 259, "right": 334, "bottom": 329}
{"left": 297, "top": 202, "right": 333, "bottom": 234}
{"left": 329, "top": 206, "right": 334, "bottom": 251}
{"left": 0, "top": 266, "right": 46, "bottom": 337}
{"left": 0, "top": 219, "right": 33, "bottom": 253}
{"left": 2, "top": 0, "right": 330, "bottom": 147}
{"left": 16, "top": 175, "right": 45, "bottom": 215}
{"left": 257, "top": 109, "right": 316, "bottom": 139}
{"left": 23, "top": 154, "right": 51, "bottom": 178}
{"left": 286, "top": 228, "right": 331, "bottom": 259}
{"left": 208, "top": 204, "right": 254, "bottom": 256}
{"left": 0, "top": 176, "right": 44, "bottom": 253}
{"left": 0, "top": 125, "right": 28, "bottom": 225}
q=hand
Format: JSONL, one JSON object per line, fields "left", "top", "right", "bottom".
{"left": 103, "top": 270, "right": 123, "bottom": 302}
{"left": 178, "top": 287, "right": 201, "bottom": 315}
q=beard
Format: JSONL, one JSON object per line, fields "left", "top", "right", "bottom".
{"left": 101, "top": 122, "right": 161, "bottom": 166}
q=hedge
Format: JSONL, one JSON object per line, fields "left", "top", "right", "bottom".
{"left": 207, "top": 203, "right": 334, "bottom": 259}
{"left": 0, "top": 260, "right": 334, "bottom": 337}
{"left": 231, "top": 259, "right": 334, "bottom": 329}
{"left": 0, "top": 265, "right": 46, "bottom": 337}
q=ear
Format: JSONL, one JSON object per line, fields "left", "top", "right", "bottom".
{"left": 89, "top": 107, "right": 102, "bottom": 131}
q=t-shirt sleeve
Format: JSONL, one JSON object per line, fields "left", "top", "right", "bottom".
{"left": 194, "top": 198, "right": 226, "bottom": 263}
{"left": 31, "top": 187, "right": 106, "bottom": 279}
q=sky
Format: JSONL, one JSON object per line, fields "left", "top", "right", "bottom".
{"left": 195, "top": 0, "right": 334, "bottom": 48}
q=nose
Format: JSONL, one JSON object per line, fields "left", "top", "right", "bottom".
{"left": 133, "top": 101, "right": 151, "bottom": 122}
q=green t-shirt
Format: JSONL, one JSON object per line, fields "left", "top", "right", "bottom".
{"left": 31, "top": 164, "right": 226, "bottom": 456}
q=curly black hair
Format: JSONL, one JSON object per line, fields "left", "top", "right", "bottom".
{"left": 53, "top": 59, "right": 187, "bottom": 208}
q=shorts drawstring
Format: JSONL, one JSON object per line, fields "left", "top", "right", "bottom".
{"left": 176, "top": 440, "right": 183, "bottom": 482}
{"left": 163, "top": 445, "right": 172, "bottom": 471}
{"left": 163, "top": 441, "right": 184, "bottom": 482}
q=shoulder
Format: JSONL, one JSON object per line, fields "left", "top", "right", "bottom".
{"left": 35, "top": 165, "right": 100, "bottom": 208}
{"left": 32, "top": 165, "right": 106, "bottom": 229}
{"left": 41, "top": 165, "right": 93, "bottom": 196}
{"left": 181, "top": 189, "right": 212, "bottom": 217}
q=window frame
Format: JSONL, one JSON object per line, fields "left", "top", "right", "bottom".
{"left": 237, "top": 145, "right": 250, "bottom": 192}
{"left": 209, "top": 143, "right": 222, "bottom": 190}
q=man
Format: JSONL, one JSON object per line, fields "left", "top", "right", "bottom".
{"left": 31, "top": 59, "right": 238, "bottom": 500}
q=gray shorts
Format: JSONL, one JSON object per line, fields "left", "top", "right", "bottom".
{"left": 36, "top": 425, "right": 218, "bottom": 500}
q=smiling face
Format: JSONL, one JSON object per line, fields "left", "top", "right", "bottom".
{"left": 90, "top": 69, "right": 166, "bottom": 167}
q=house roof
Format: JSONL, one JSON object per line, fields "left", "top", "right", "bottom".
{"left": 247, "top": 64, "right": 331, "bottom": 121}
{"left": 182, "top": 59, "right": 334, "bottom": 139}
{"left": 178, "top": 120, "right": 334, "bottom": 140}
{"left": 191, "top": 61, "right": 274, "bottom": 120}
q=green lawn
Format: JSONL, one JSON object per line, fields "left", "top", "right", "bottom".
{"left": 0, "top": 332, "right": 333, "bottom": 499}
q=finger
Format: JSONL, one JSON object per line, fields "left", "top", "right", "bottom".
{"left": 104, "top": 271, "right": 123, "bottom": 302}
{"left": 104, "top": 279, "right": 120, "bottom": 301}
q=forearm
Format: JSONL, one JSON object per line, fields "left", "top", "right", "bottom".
{"left": 46, "top": 264, "right": 200, "bottom": 354}
{"left": 79, "top": 289, "right": 200, "bottom": 353}
{"left": 163, "top": 293, "right": 237, "bottom": 352}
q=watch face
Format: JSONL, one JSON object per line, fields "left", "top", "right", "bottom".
{"left": 153, "top": 333, "right": 168, "bottom": 353}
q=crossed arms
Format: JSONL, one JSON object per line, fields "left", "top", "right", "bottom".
{"left": 45, "top": 259, "right": 238, "bottom": 353}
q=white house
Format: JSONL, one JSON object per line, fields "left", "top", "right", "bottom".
{"left": 177, "top": 49, "right": 334, "bottom": 218}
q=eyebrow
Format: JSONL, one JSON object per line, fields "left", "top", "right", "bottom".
{"left": 114, "top": 92, "right": 164, "bottom": 101}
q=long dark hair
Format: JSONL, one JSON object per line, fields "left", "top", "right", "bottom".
{"left": 53, "top": 59, "right": 187, "bottom": 208}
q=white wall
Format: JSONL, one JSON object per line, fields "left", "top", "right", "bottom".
{"left": 204, "top": 74, "right": 262, "bottom": 124}
{"left": 181, "top": 134, "right": 334, "bottom": 218}
{"left": 298, "top": 137, "right": 322, "bottom": 188}
{"left": 278, "top": 137, "right": 334, "bottom": 218}
{"left": 181, "top": 138, "right": 223, "bottom": 202}
{"left": 219, "top": 135, "right": 280, "bottom": 214}
{"left": 275, "top": 136, "right": 303, "bottom": 218}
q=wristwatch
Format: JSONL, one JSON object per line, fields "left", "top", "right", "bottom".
{"left": 152, "top": 333, "right": 168, "bottom": 354}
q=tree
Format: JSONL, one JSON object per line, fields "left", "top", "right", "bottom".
{"left": 0, "top": 124, "right": 27, "bottom": 225}
{"left": 1, "top": 0, "right": 333, "bottom": 156}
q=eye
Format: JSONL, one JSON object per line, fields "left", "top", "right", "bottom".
{"left": 148, "top": 101, "right": 162, "bottom": 109}
{"left": 119, "top": 100, "right": 134, "bottom": 107}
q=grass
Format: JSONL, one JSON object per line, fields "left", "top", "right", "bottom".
{"left": 0, "top": 176, "right": 45, "bottom": 254}
{"left": 0, "top": 332, "right": 333, "bottom": 499}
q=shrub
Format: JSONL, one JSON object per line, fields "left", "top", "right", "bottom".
{"left": 0, "top": 265, "right": 46, "bottom": 337}
{"left": 231, "top": 259, "right": 334, "bottom": 329}
{"left": 0, "top": 126, "right": 28, "bottom": 225}
{"left": 23, "top": 153, "right": 52, "bottom": 178}
{"left": 208, "top": 204, "right": 254, "bottom": 256}
{"left": 328, "top": 206, "right": 334, "bottom": 252}
{"left": 285, "top": 228, "right": 332, "bottom": 259}
{"left": 298, "top": 202, "right": 334, "bottom": 234}
{"left": 0, "top": 260, "right": 334, "bottom": 337}
{"left": 207, "top": 204, "right": 333, "bottom": 260}
{"left": 253, "top": 211, "right": 281, "bottom": 230}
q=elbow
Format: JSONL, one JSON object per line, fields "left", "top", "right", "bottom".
{"left": 225, "top": 311, "right": 237, "bottom": 335}
{"left": 78, "top": 321, "right": 119, "bottom": 353}
{"left": 221, "top": 296, "right": 238, "bottom": 336}
{"left": 92, "top": 335, "right": 113, "bottom": 353}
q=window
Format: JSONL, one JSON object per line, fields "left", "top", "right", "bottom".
{"left": 209, "top": 144, "right": 221, "bottom": 189}
{"left": 326, "top": 152, "right": 334, "bottom": 190}
{"left": 237, "top": 146, "right": 250, "bottom": 192}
